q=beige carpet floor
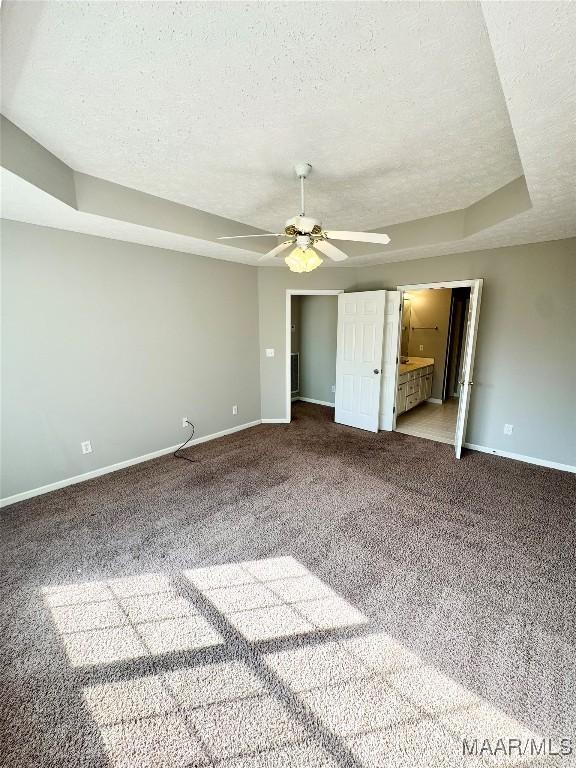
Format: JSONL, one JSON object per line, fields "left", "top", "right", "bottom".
{"left": 1, "top": 402, "right": 575, "bottom": 767}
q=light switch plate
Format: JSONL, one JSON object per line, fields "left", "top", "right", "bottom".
{"left": 504, "top": 424, "right": 514, "bottom": 435}
{"left": 265, "top": 348, "right": 275, "bottom": 357}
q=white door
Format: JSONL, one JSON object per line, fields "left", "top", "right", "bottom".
{"left": 379, "top": 291, "right": 402, "bottom": 431}
{"left": 335, "top": 291, "right": 386, "bottom": 432}
{"left": 454, "top": 279, "right": 483, "bottom": 458}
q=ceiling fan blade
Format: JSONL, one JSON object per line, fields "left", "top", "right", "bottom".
{"left": 324, "top": 230, "right": 391, "bottom": 245}
{"left": 259, "top": 241, "right": 294, "bottom": 261}
{"left": 314, "top": 239, "right": 348, "bottom": 262}
{"left": 218, "top": 233, "right": 283, "bottom": 240}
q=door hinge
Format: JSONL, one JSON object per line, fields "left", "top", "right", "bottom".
{"left": 396, "top": 356, "right": 399, "bottom": 364}
{"left": 393, "top": 406, "right": 396, "bottom": 413}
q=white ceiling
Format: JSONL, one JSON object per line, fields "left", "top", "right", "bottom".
{"left": 1, "top": 1, "right": 575, "bottom": 266}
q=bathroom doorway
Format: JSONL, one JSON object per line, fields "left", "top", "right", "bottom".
{"left": 393, "top": 280, "right": 483, "bottom": 457}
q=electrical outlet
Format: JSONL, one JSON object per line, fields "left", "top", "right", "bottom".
{"left": 331, "top": 385, "right": 336, "bottom": 393}
{"left": 81, "top": 440, "right": 92, "bottom": 455}
{"left": 182, "top": 417, "right": 189, "bottom": 428}
{"left": 265, "top": 348, "right": 275, "bottom": 357}
{"left": 232, "top": 405, "right": 238, "bottom": 415}
{"left": 504, "top": 424, "right": 514, "bottom": 435}
{"left": 419, "top": 344, "right": 424, "bottom": 352}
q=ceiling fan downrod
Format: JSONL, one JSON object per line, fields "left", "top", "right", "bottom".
{"left": 294, "top": 163, "right": 312, "bottom": 217}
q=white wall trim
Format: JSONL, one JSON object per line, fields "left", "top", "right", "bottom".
{"left": 0, "top": 420, "right": 262, "bottom": 508}
{"left": 285, "top": 289, "right": 344, "bottom": 423}
{"left": 464, "top": 442, "right": 575, "bottom": 474}
{"left": 286, "top": 290, "right": 346, "bottom": 296}
{"left": 3, "top": 420, "right": 572, "bottom": 508}
{"left": 296, "top": 397, "right": 335, "bottom": 407}
{"left": 397, "top": 279, "right": 478, "bottom": 291}
{"left": 427, "top": 397, "right": 443, "bottom": 404}
{"left": 261, "top": 418, "right": 291, "bottom": 424}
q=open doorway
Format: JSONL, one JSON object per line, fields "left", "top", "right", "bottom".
{"left": 395, "top": 287, "right": 469, "bottom": 444}
{"left": 285, "top": 290, "right": 343, "bottom": 422}
{"left": 290, "top": 294, "right": 339, "bottom": 416}
{"left": 394, "top": 280, "right": 482, "bottom": 454}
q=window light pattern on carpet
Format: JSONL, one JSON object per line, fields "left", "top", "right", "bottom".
{"left": 41, "top": 557, "right": 542, "bottom": 767}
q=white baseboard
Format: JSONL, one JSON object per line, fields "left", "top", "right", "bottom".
{"left": 464, "top": 443, "right": 575, "bottom": 474}
{"left": 0, "top": 420, "right": 262, "bottom": 508}
{"left": 295, "top": 397, "right": 335, "bottom": 407}
{"left": 427, "top": 397, "right": 443, "bottom": 404}
{"left": 261, "top": 418, "right": 291, "bottom": 424}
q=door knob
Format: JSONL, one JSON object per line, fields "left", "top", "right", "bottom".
{"left": 373, "top": 369, "right": 380, "bottom": 374}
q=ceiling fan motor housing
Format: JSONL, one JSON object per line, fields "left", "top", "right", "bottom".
{"left": 285, "top": 215, "right": 322, "bottom": 236}
{"left": 295, "top": 234, "right": 312, "bottom": 249}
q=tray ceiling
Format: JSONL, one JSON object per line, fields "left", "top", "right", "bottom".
{"left": 1, "top": 1, "right": 575, "bottom": 266}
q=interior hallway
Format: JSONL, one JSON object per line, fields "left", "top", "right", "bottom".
{"left": 395, "top": 398, "right": 459, "bottom": 445}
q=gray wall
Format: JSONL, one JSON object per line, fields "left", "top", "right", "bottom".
{"left": 258, "top": 239, "right": 576, "bottom": 466}
{"left": 406, "top": 288, "right": 452, "bottom": 399}
{"left": 2, "top": 225, "right": 574, "bottom": 502}
{"left": 299, "top": 296, "right": 338, "bottom": 405}
{"left": 1, "top": 221, "right": 261, "bottom": 498}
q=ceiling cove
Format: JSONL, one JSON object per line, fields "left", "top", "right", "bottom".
{"left": 1, "top": 1, "right": 575, "bottom": 265}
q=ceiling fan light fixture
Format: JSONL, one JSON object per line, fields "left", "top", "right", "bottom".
{"left": 285, "top": 250, "right": 306, "bottom": 273}
{"left": 304, "top": 249, "right": 323, "bottom": 272}
{"left": 285, "top": 247, "right": 323, "bottom": 273}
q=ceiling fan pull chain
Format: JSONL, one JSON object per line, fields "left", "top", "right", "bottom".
{"left": 300, "top": 174, "right": 305, "bottom": 217}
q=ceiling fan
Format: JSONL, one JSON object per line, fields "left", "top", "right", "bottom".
{"left": 218, "top": 163, "right": 391, "bottom": 272}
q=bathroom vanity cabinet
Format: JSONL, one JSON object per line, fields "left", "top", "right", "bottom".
{"left": 396, "top": 357, "right": 434, "bottom": 415}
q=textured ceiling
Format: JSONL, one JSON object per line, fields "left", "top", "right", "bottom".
{"left": 1, "top": 1, "right": 521, "bottom": 232}
{"left": 1, "top": 1, "right": 575, "bottom": 266}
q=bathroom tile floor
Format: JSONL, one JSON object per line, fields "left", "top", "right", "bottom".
{"left": 395, "top": 397, "right": 459, "bottom": 444}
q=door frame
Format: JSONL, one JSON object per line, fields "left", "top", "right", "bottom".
{"left": 393, "top": 278, "right": 482, "bottom": 438}
{"left": 285, "top": 289, "right": 344, "bottom": 422}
